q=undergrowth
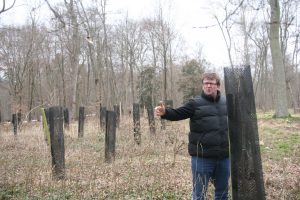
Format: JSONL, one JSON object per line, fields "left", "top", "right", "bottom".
{"left": 0, "top": 112, "right": 299, "bottom": 199}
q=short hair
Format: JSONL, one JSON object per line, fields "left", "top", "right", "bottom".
{"left": 201, "top": 72, "right": 221, "bottom": 86}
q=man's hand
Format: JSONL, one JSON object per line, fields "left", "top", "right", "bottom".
{"left": 155, "top": 101, "right": 166, "bottom": 116}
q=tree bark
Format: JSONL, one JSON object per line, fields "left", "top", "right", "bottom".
{"left": 269, "top": 0, "right": 289, "bottom": 117}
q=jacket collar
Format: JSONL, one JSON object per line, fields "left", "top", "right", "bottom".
{"left": 201, "top": 90, "right": 221, "bottom": 102}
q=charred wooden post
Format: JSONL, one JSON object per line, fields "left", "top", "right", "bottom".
{"left": 63, "top": 108, "right": 70, "bottom": 130}
{"left": 146, "top": 105, "right": 156, "bottom": 135}
{"left": 17, "top": 112, "right": 21, "bottom": 126}
{"left": 133, "top": 103, "right": 141, "bottom": 145}
{"left": 78, "top": 107, "right": 85, "bottom": 138}
{"left": 100, "top": 106, "right": 107, "bottom": 131}
{"left": 48, "top": 106, "right": 65, "bottom": 180}
{"left": 113, "top": 104, "right": 120, "bottom": 128}
{"left": 12, "top": 113, "right": 17, "bottom": 135}
{"left": 105, "top": 111, "right": 116, "bottom": 163}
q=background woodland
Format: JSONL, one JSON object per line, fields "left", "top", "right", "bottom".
{"left": 0, "top": 0, "right": 299, "bottom": 120}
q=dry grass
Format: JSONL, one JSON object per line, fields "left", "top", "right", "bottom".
{"left": 0, "top": 112, "right": 299, "bottom": 199}
{"left": 258, "top": 113, "right": 300, "bottom": 200}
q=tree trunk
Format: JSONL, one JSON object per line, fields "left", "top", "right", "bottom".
{"left": 69, "top": 0, "right": 80, "bottom": 119}
{"left": 269, "top": 0, "right": 289, "bottom": 117}
{"left": 129, "top": 52, "right": 135, "bottom": 103}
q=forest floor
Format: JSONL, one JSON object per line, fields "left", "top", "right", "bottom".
{"left": 0, "top": 111, "right": 299, "bottom": 199}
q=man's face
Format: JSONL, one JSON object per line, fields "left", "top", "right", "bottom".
{"left": 202, "top": 78, "right": 219, "bottom": 97}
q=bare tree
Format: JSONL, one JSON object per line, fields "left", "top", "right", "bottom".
{"left": 248, "top": 22, "right": 272, "bottom": 110}
{"left": 269, "top": 0, "right": 289, "bottom": 117}
{"left": 153, "top": 6, "right": 175, "bottom": 102}
{"left": 45, "top": 0, "right": 82, "bottom": 118}
{"left": 127, "top": 20, "right": 143, "bottom": 103}
{"left": 0, "top": 0, "right": 16, "bottom": 15}
{"left": 280, "top": 0, "right": 300, "bottom": 112}
{"left": 214, "top": 0, "right": 245, "bottom": 68}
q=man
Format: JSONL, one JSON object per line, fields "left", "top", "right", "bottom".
{"left": 155, "top": 72, "right": 230, "bottom": 200}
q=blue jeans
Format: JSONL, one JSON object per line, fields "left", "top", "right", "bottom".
{"left": 191, "top": 156, "right": 230, "bottom": 200}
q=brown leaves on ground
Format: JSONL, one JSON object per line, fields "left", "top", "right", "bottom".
{"left": 0, "top": 114, "right": 299, "bottom": 199}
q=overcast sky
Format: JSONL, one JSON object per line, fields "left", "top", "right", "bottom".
{"left": 109, "top": 0, "right": 229, "bottom": 67}
{"left": 1, "top": 0, "right": 229, "bottom": 68}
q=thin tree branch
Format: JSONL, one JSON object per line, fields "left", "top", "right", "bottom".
{"left": 0, "top": 0, "right": 16, "bottom": 14}
{"left": 44, "top": 0, "right": 66, "bottom": 28}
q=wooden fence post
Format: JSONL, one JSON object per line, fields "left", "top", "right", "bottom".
{"left": 146, "top": 105, "right": 156, "bottom": 135}
{"left": 41, "top": 108, "right": 50, "bottom": 145}
{"left": 44, "top": 108, "right": 50, "bottom": 125}
{"left": 17, "top": 112, "right": 21, "bottom": 126}
{"left": 133, "top": 103, "right": 141, "bottom": 145}
{"left": 105, "top": 111, "right": 116, "bottom": 163}
{"left": 114, "top": 104, "right": 120, "bottom": 128}
{"left": 12, "top": 113, "right": 17, "bottom": 135}
{"left": 100, "top": 106, "right": 107, "bottom": 131}
{"left": 78, "top": 107, "right": 85, "bottom": 138}
{"left": 64, "top": 108, "right": 69, "bottom": 130}
{"left": 49, "top": 106, "right": 65, "bottom": 180}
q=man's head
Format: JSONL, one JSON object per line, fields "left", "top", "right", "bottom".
{"left": 201, "top": 72, "right": 220, "bottom": 98}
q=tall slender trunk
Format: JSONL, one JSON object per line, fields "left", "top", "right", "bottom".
{"left": 163, "top": 47, "right": 167, "bottom": 101}
{"left": 69, "top": 0, "right": 80, "bottom": 118}
{"left": 269, "top": 0, "right": 289, "bottom": 117}
{"left": 129, "top": 50, "right": 135, "bottom": 103}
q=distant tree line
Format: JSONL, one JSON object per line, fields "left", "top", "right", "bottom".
{"left": 0, "top": 0, "right": 299, "bottom": 120}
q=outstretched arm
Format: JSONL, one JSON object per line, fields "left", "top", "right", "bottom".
{"left": 155, "top": 100, "right": 195, "bottom": 121}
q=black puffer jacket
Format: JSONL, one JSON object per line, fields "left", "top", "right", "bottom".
{"left": 161, "top": 91, "right": 229, "bottom": 158}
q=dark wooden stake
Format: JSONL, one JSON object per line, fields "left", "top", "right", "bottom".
{"left": 105, "top": 111, "right": 116, "bottom": 163}
{"left": 100, "top": 106, "right": 107, "bottom": 131}
{"left": 49, "top": 106, "right": 65, "bottom": 180}
{"left": 12, "top": 113, "right": 17, "bottom": 135}
{"left": 113, "top": 104, "right": 120, "bottom": 128}
{"left": 63, "top": 108, "right": 69, "bottom": 130}
{"left": 133, "top": 103, "right": 141, "bottom": 145}
{"left": 146, "top": 105, "right": 156, "bottom": 135}
{"left": 78, "top": 107, "right": 85, "bottom": 138}
{"left": 17, "top": 112, "right": 21, "bottom": 126}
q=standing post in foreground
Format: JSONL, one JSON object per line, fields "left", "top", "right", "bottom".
{"left": 49, "top": 106, "right": 65, "bottom": 179}
{"left": 146, "top": 104, "right": 156, "bottom": 135}
{"left": 63, "top": 108, "right": 69, "bottom": 130}
{"left": 12, "top": 113, "right": 17, "bottom": 135}
{"left": 224, "top": 66, "right": 266, "bottom": 200}
{"left": 133, "top": 103, "right": 141, "bottom": 145}
{"left": 105, "top": 111, "right": 116, "bottom": 163}
{"left": 100, "top": 105, "right": 107, "bottom": 131}
{"left": 41, "top": 108, "right": 50, "bottom": 146}
{"left": 113, "top": 104, "right": 120, "bottom": 128}
{"left": 78, "top": 107, "right": 85, "bottom": 138}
